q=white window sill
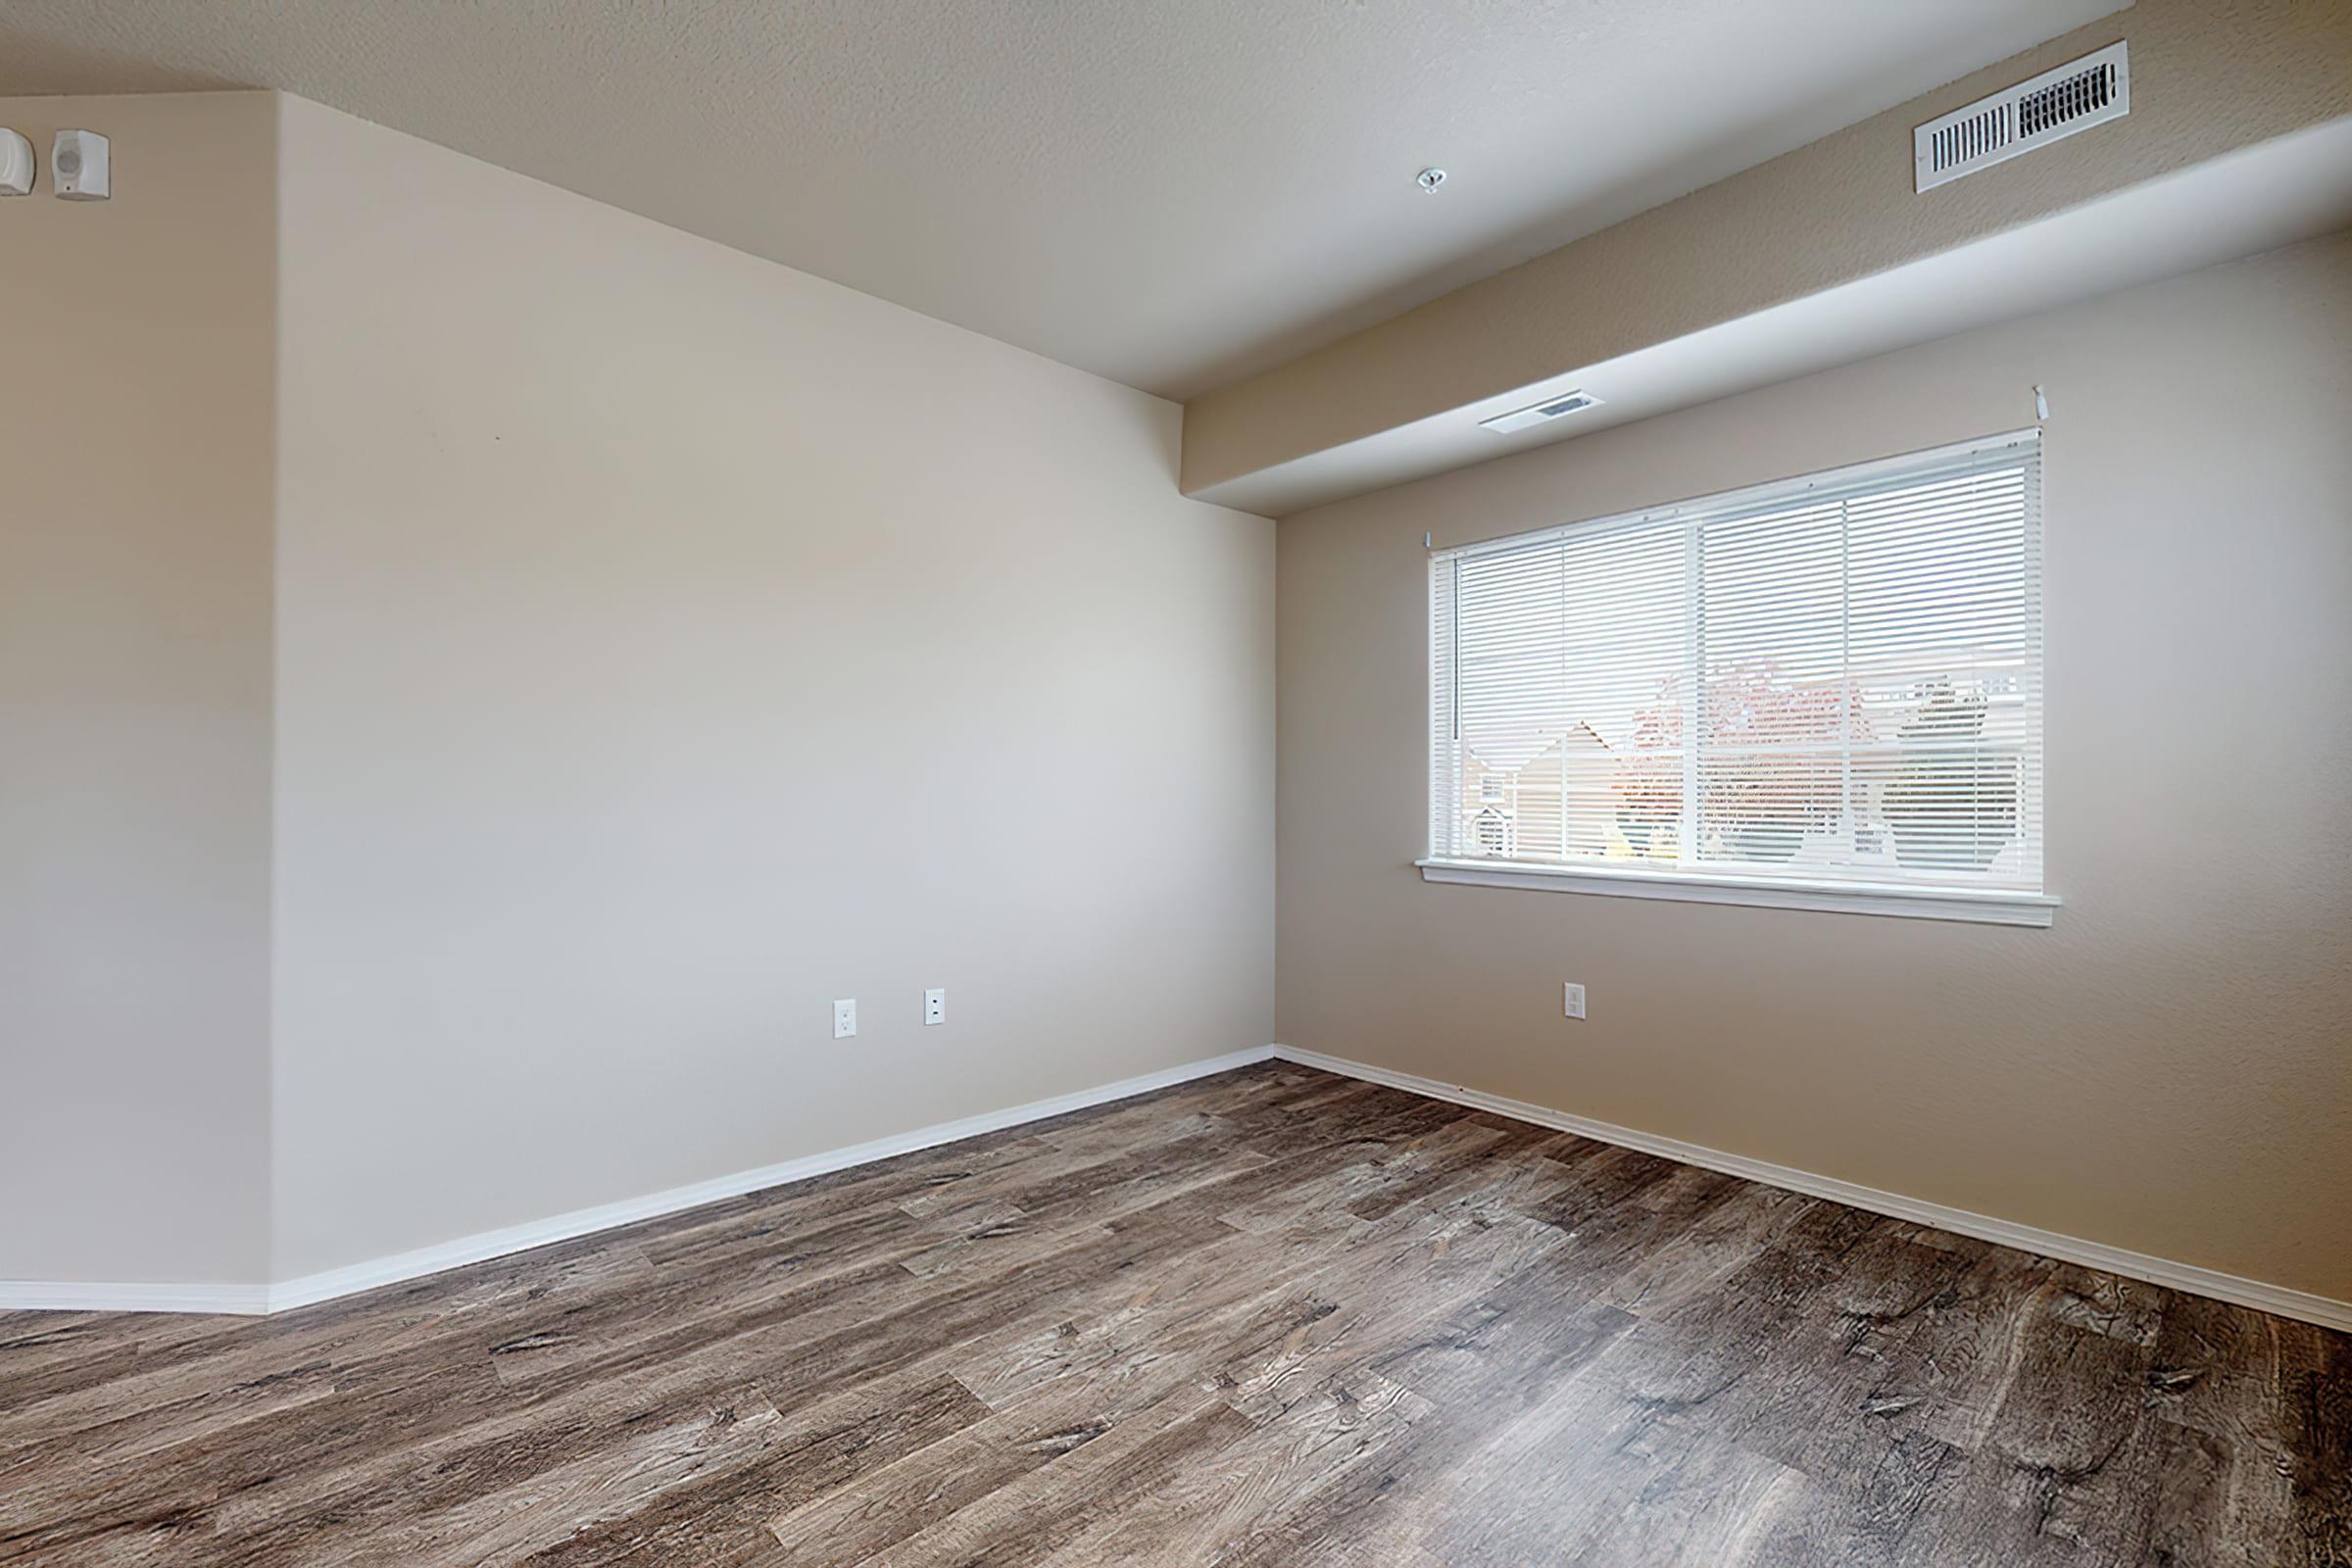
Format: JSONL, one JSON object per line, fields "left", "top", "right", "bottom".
{"left": 1415, "top": 858, "right": 2058, "bottom": 927}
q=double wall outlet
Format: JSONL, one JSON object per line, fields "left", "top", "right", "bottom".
{"left": 924, "top": 988, "right": 947, "bottom": 1026}
{"left": 1563, "top": 982, "right": 1586, "bottom": 1020}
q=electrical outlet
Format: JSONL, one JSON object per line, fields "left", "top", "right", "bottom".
{"left": 1563, "top": 983, "right": 1586, "bottom": 1020}
{"left": 833, "top": 998, "right": 858, "bottom": 1039}
{"left": 924, "top": 988, "right": 947, "bottom": 1026}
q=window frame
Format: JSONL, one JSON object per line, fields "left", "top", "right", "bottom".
{"left": 1419, "top": 431, "right": 2059, "bottom": 928}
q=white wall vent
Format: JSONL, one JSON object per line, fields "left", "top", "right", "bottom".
{"left": 1480, "top": 389, "right": 1603, "bottom": 435}
{"left": 1915, "top": 40, "right": 2129, "bottom": 193}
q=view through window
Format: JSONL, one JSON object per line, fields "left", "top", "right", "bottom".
{"left": 1429, "top": 432, "right": 2043, "bottom": 894}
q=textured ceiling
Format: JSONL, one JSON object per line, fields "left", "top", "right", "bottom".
{"left": 0, "top": 1, "right": 2127, "bottom": 397}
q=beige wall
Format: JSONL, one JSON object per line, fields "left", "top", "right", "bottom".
{"left": 8, "top": 87, "right": 2336, "bottom": 1314}
{"left": 268, "top": 98, "right": 1274, "bottom": 1280}
{"left": 1277, "top": 230, "right": 2352, "bottom": 1301}
{"left": 0, "top": 93, "right": 277, "bottom": 1284}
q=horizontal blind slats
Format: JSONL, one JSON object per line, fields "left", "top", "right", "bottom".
{"left": 1430, "top": 431, "right": 2043, "bottom": 894}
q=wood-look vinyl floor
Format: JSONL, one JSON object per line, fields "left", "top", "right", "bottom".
{"left": 3, "top": 1063, "right": 2346, "bottom": 1567}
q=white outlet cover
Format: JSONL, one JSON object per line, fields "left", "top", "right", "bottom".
{"left": 923, "top": 988, "right": 947, "bottom": 1026}
{"left": 832, "top": 998, "right": 857, "bottom": 1039}
{"left": 1563, "top": 983, "right": 1587, "bottom": 1020}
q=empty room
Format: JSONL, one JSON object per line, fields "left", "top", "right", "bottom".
{"left": 2, "top": 2, "right": 2347, "bottom": 1563}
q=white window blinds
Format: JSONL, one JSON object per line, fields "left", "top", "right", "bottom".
{"left": 1430, "top": 431, "right": 2043, "bottom": 896}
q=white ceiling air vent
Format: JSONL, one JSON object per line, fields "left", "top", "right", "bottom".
{"left": 1480, "top": 389, "right": 1603, "bottom": 435}
{"left": 1915, "top": 40, "right": 2130, "bottom": 193}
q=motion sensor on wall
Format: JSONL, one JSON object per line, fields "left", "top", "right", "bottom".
{"left": 52, "top": 129, "right": 109, "bottom": 200}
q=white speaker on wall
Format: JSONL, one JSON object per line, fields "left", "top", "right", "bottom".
{"left": 0, "top": 128, "right": 32, "bottom": 197}
{"left": 52, "top": 128, "right": 108, "bottom": 201}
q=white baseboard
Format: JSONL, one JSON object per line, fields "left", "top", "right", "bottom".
{"left": 11, "top": 1041, "right": 2343, "bottom": 1334}
{"left": 0, "top": 1281, "right": 272, "bottom": 1316}
{"left": 1269, "top": 1045, "right": 2352, "bottom": 1335}
{"left": 0, "top": 1045, "right": 1279, "bottom": 1319}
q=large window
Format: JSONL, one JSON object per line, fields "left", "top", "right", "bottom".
{"left": 1426, "top": 431, "right": 2051, "bottom": 924}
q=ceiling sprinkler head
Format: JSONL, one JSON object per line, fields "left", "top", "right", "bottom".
{"left": 1416, "top": 167, "right": 1446, "bottom": 193}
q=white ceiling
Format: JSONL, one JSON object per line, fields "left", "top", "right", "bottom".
{"left": 1, "top": 1, "right": 2126, "bottom": 398}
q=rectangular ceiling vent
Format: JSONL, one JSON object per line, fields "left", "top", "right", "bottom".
{"left": 1480, "top": 389, "right": 1603, "bottom": 435}
{"left": 1915, "top": 40, "right": 2129, "bottom": 193}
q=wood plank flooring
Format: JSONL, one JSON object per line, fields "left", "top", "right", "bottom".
{"left": 3, "top": 1062, "right": 2346, "bottom": 1566}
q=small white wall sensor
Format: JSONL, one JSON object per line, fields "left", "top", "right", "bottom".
{"left": 52, "top": 129, "right": 108, "bottom": 201}
{"left": 0, "top": 129, "right": 32, "bottom": 197}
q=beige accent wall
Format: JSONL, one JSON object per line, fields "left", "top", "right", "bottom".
{"left": 268, "top": 98, "right": 1274, "bottom": 1281}
{"left": 0, "top": 93, "right": 277, "bottom": 1285}
{"left": 1186, "top": 0, "right": 2352, "bottom": 497}
{"left": 1277, "top": 230, "right": 2352, "bottom": 1302}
